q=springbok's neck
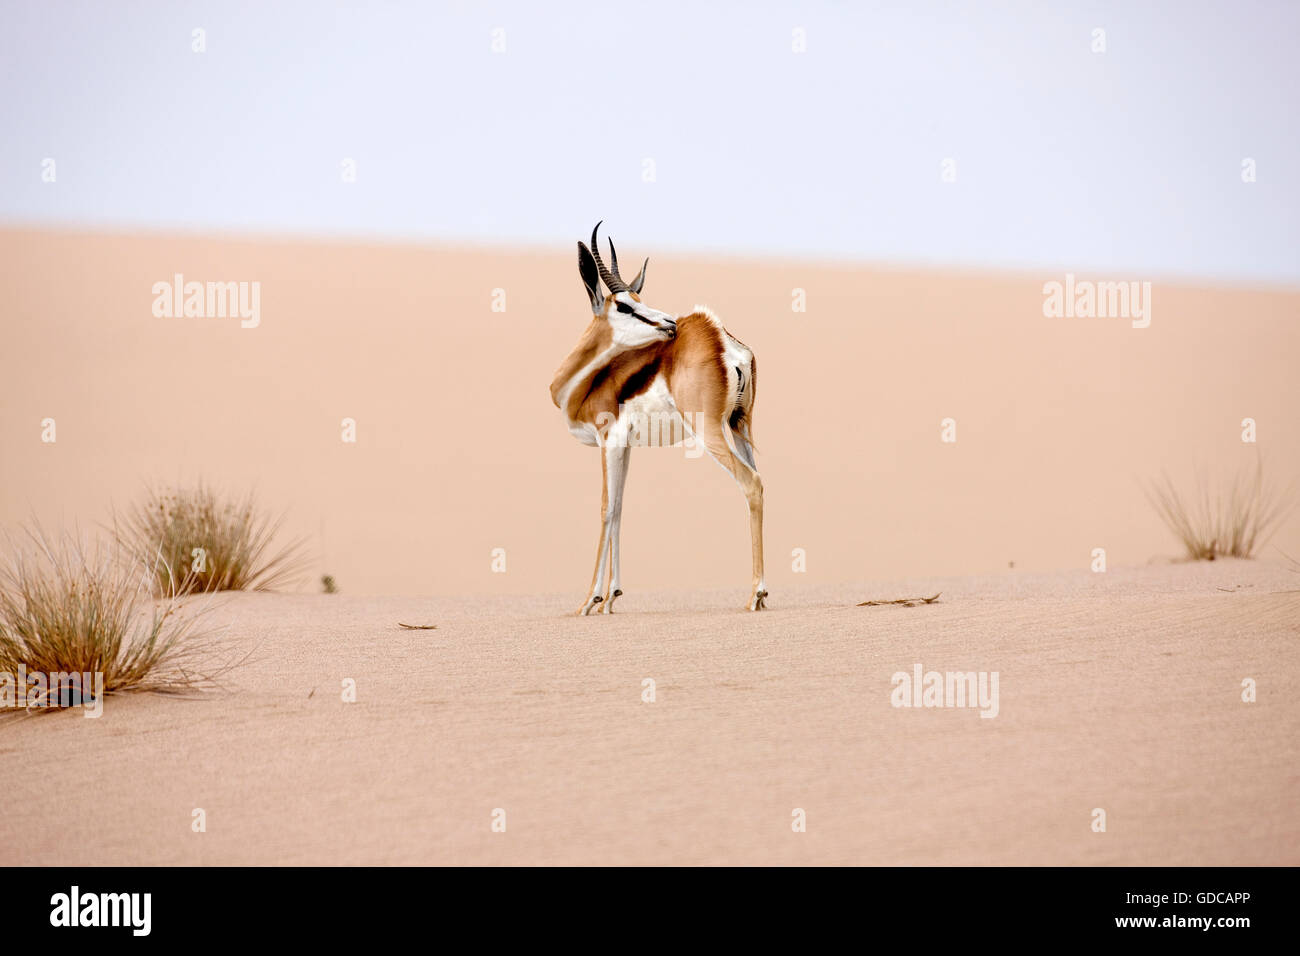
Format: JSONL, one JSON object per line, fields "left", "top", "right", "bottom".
{"left": 550, "top": 322, "right": 616, "bottom": 413}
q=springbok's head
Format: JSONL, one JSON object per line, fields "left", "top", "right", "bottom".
{"left": 578, "top": 222, "right": 677, "bottom": 346}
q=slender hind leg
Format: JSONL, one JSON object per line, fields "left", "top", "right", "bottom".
{"left": 743, "top": 467, "right": 767, "bottom": 610}
{"left": 692, "top": 417, "right": 767, "bottom": 610}
{"left": 739, "top": 461, "right": 767, "bottom": 610}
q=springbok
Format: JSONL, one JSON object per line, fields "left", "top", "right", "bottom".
{"left": 549, "top": 222, "right": 767, "bottom": 614}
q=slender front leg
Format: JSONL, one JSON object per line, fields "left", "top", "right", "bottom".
{"left": 578, "top": 449, "right": 611, "bottom": 615}
{"left": 600, "top": 442, "right": 632, "bottom": 613}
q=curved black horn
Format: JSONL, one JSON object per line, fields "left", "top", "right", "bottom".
{"left": 608, "top": 238, "right": 624, "bottom": 284}
{"left": 590, "top": 221, "right": 627, "bottom": 293}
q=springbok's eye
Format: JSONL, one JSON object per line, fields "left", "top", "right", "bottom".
{"left": 615, "top": 301, "right": 636, "bottom": 315}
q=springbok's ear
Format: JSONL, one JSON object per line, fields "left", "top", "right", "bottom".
{"left": 577, "top": 241, "right": 602, "bottom": 313}
{"left": 627, "top": 257, "right": 649, "bottom": 295}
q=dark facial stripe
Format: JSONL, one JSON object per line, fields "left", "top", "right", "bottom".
{"left": 616, "top": 301, "right": 659, "bottom": 327}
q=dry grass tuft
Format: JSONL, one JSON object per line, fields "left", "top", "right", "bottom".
{"left": 0, "top": 527, "right": 227, "bottom": 711}
{"left": 117, "top": 484, "right": 308, "bottom": 595}
{"left": 1146, "top": 459, "right": 1292, "bottom": 561}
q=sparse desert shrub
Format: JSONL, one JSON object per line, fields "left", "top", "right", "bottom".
{"left": 118, "top": 484, "right": 307, "bottom": 595}
{"left": 1146, "top": 460, "right": 1292, "bottom": 561}
{"left": 321, "top": 574, "right": 338, "bottom": 594}
{"left": 0, "top": 527, "right": 221, "bottom": 709}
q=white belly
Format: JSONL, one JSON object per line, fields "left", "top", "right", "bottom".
{"left": 617, "top": 376, "right": 683, "bottom": 447}
{"left": 563, "top": 375, "right": 686, "bottom": 448}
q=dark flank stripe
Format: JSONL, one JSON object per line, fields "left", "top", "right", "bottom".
{"left": 617, "top": 356, "right": 661, "bottom": 404}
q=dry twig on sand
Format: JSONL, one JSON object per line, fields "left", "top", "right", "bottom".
{"left": 857, "top": 593, "right": 941, "bottom": 608}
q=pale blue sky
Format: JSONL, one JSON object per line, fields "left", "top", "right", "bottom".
{"left": 2, "top": 0, "right": 1297, "bottom": 283}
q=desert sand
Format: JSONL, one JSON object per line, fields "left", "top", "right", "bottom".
{"left": 1, "top": 228, "right": 1298, "bottom": 865}
{"left": 1, "top": 560, "right": 1296, "bottom": 866}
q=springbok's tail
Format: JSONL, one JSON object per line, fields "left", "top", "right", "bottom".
{"left": 728, "top": 352, "right": 758, "bottom": 471}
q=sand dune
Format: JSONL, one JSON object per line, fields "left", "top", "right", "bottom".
{"left": 2, "top": 560, "right": 1295, "bottom": 866}
{"left": 1, "top": 228, "right": 1297, "bottom": 865}
{"left": 2, "top": 228, "right": 1298, "bottom": 600}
